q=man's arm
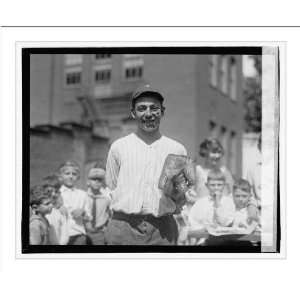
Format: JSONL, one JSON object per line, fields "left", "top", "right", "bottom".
{"left": 105, "top": 145, "right": 120, "bottom": 190}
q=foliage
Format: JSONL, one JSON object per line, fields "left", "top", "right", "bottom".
{"left": 244, "top": 55, "right": 262, "bottom": 133}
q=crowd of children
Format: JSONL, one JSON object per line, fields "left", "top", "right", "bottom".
{"left": 177, "top": 171, "right": 260, "bottom": 245}
{"left": 29, "top": 136, "right": 261, "bottom": 246}
{"left": 176, "top": 137, "right": 261, "bottom": 246}
{"left": 30, "top": 161, "right": 112, "bottom": 245}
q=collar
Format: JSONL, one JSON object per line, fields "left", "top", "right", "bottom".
{"left": 60, "top": 185, "right": 76, "bottom": 193}
{"left": 208, "top": 195, "right": 225, "bottom": 205}
{"left": 87, "top": 187, "right": 106, "bottom": 198}
{"left": 132, "top": 132, "right": 164, "bottom": 147}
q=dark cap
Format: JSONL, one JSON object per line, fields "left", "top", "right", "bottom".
{"left": 131, "top": 84, "right": 164, "bottom": 107}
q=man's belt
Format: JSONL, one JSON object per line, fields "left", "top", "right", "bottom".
{"left": 112, "top": 211, "right": 170, "bottom": 227}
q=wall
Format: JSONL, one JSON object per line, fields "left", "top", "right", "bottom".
{"left": 30, "top": 54, "right": 53, "bottom": 126}
{"left": 144, "top": 54, "right": 197, "bottom": 158}
{"left": 30, "top": 125, "right": 109, "bottom": 189}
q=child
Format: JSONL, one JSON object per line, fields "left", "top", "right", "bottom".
{"left": 232, "top": 178, "right": 260, "bottom": 229}
{"left": 59, "top": 160, "right": 92, "bottom": 245}
{"left": 30, "top": 185, "right": 54, "bottom": 245}
{"left": 179, "top": 170, "right": 235, "bottom": 244}
{"left": 189, "top": 170, "right": 235, "bottom": 229}
{"left": 43, "top": 174, "right": 69, "bottom": 245}
{"left": 192, "top": 138, "right": 234, "bottom": 199}
{"left": 85, "top": 166, "right": 112, "bottom": 245}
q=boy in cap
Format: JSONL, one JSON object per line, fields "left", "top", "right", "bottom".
{"left": 105, "top": 84, "right": 188, "bottom": 245}
{"left": 85, "top": 165, "right": 112, "bottom": 245}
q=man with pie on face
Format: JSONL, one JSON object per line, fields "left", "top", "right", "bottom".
{"left": 105, "top": 84, "right": 188, "bottom": 245}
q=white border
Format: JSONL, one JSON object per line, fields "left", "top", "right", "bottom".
{"left": 15, "top": 41, "right": 285, "bottom": 259}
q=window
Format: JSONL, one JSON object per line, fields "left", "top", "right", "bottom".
{"left": 125, "top": 66, "right": 143, "bottom": 79}
{"left": 219, "top": 55, "right": 228, "bottom": 94}
{"left": 123, "top": 55, "right": 144, "bottom": 81}
{"left": 64, "top": 54, "right": 82, "bottom": 66}
{"left": 95, "top": 54, "right": 112, "bottom": 60}
{"left": 229, "top": 57, "right": 237, "bottom": 101}
{"left": 95, "top": 69, "right": 111, "bottom": 83}
{"left": 209, "top": 55, "right": 218, "bottom": 87}
{"left": 64, "top": 56, "right": 82, "bottom": 86}
{"left": 93, "top": 64, "right": 112, "bottom": 85}
{"left": 65, "top": 71, "right": 81, "bottom": 85}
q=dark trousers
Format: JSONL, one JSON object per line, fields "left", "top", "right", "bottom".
{"left": 104, "top": 211, "right": 178, "bottom": 245}
{"left": 88, "top": 229, "right": 106, "bottom": 245}
{"left": 68, "top": 234, "right": 92, "bottom": 245}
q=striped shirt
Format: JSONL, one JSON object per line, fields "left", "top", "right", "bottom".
{"left": 106, "top": 133, "right": 187, "bottom": 217}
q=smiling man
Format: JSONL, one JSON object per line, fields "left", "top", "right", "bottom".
{"left": 105, "top": 84, "right": 188, "bottom": 245}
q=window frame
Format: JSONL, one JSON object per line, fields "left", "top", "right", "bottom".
{"left": 64, "top": 66, "right": 82, "bottom": 87}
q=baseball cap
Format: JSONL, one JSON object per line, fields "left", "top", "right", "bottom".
{"left": 131, "top": 84, "right": 164, "bottom": 107}
{"left": 88, "top": 168, "right": 106, "bottom": 179}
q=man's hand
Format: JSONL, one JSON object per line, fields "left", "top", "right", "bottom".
{"left": 172, "top": 172, "right": 188, "bottom": 193}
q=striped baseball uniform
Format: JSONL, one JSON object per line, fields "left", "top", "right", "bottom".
{"left": 105, "top": 133, "right": 187, "bottom": 217}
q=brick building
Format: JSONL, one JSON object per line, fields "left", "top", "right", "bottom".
{"left": 30, "top": 53, "right": 244, "bottom": 186}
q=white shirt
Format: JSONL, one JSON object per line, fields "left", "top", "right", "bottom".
{"left": 46, "top": 208, "right": 69, "bottom": 245}
{"left": 188, "top": 195, "right": 235, "bottom": 230}
{"left": 60, "top": 186, "right": 91, "bottom": 236}
{"left": 232, "top": 207, "right": 249, "bottom": 228}
{"left": 106, "top": 133, "right": 187, "bottom": 217}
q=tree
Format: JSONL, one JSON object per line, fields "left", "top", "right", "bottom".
{"left": 243, "top": 55, "right": 262, "bottom": 133}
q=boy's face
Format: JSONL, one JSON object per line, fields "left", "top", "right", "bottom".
{"left": 206, "top": 179, "right": 225, "bottom": 198}
{"left": 45, "top": 186, "right": 60, "bottom": 201}
{"left": 233, "top": 188, "right": 251, "bottom": 209}
{"left": 36, "top": 198, "right": 53, "bottom": 215}
{"left": 131, "top": 97, "right": 164, "bottom": 134}
{"left": 88, "top": 177, "right": 105, "bottom": 192}
{"left": 60, "top": 166, "right": 79, "bottom": 188}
